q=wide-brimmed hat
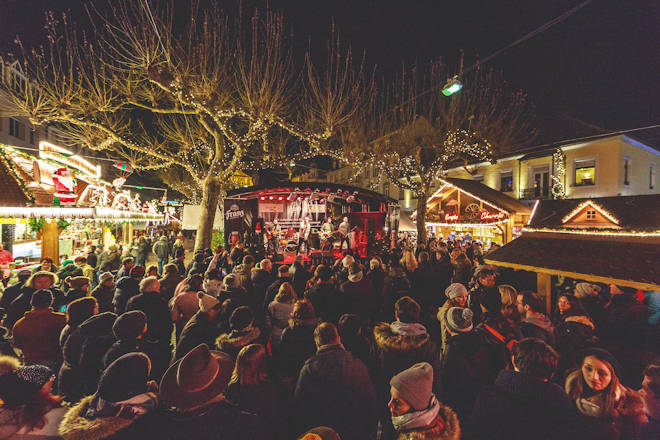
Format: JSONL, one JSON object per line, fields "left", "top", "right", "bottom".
{"left": 160, "top": 344, "right": 233, "bottom": 411}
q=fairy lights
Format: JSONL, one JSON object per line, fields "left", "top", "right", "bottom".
{"left": 0, "top": 206, "right": 163, "bottom": 221}
{"left": 39, "top": 141, "right": 101, "bottom": 178}
{"left": 561, "top": 200, "right": 620, "bottom": 225}
{"left": 527, "top": 199, "right": 540, "bottom": 225}
{"left": 522, "top": 227, "right": 659, "bottom": 238}
{"left": 551, "top": 148, "right": 566, "bottom": 199}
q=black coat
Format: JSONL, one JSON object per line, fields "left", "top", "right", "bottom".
{"left": 278, "top": 324, "right": 317, "bottom": 378}
{"left": 225, "top": 380, "right": 290, "bottom": 440}
{"left": 0, "top": 280, "right": 25, "bottom": 310}
{"left": 294, "top": 344, "right": 378, "bottom": 440}
{"left": 340, "top": 277, "right": 378, "bottom": 323}
{"left": 468, "top": 369, "right": 581, "bottom": 440}
{"left": 126, "top": 291, "right": 173, "bottom": 346}
{"left": 289, "top": 262, "right": 310, "bottom": 298}
{"left": 380, "top": 276, "right": 410, "bottom": 321}
{"left": 174, "top": 311, "right": 218, "bottom": 361}
{"left": 305, "top": 281, "right": 342, "bottom": 323}
{"left": 5, "top": 286, "right": 65, "bottom": 330}
{"left": 78, "top": 313, "right": 117, "bottom": 396}
{"left": 58, "top": 326, "right": 85, "bottom": 402}
{"left": 112, "top": 277, "right": 140, "bottom": 315}
{"left": 91, "top": 283, "right": 115, "bottom": 314}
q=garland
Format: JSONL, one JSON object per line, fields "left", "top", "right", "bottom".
{"left": 0, "top": 144, "right": 36, "bottom": 203}
{"left": 28, "top": 218, "right": 72, "bottom": 234}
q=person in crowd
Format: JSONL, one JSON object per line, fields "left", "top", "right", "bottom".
{"left": 218, "top": 273, "right": 248, "bottom": 307}
{"left": 338, "top": 313, "right": 370, "bottom": 366}
{"left": 74, "top": 255, "right": 94, "bottom": 284}
{"left": 341, "top": 262, "right": 378, "bottom": 324}
{"left": 400, "top": 247, "right": 418, "bottom": 276}
{"left": 12, "top": 289, "right": 65, "bottom": 369}
{"left": 115, "top": 257, "right": 135, "bottom": 281}
{"left": 159, "top": 263, "right": 183, "bottom": 305}
{"left": 136, "top": 236, "right": 151, "bottom": 267}
{"left": 565, "top": 347, "right": 646, "bottom": 439}
{"left": 102, "top": 310, "right": 146, "bottom": 367}
{"left": 160, "top": 343, "right": 264, "bottom": 438}
{"left": 451, "top": 252, "right": 472, "bottom": 286}
{"left": 441, "top": 307, "right": 493, "bottom": 420}
{"left": 126, "top": 276, "right": 172, "bottom": 347}
{"left": 60, "top": 296, "right": 98, "bottom": 349}
{"left": 498, "top": 284, "right": 520, "bottom": 323}
{"left": 289, "top": 255, "right": 309, "bottom": 297}
{"left": 152, "top": 235, "right": 170, "bottom": 275}
{"left": 6, "top": 271, "right": 64, "bottom": 330}
{"left": 334, "top": 254, "right": 354, "bottom": 285}
{"left": 229, "top": 241, "right": 246, "bottom": 268}
{"left": 58, "top": 352, "right": 160, "bottom": 439}
{"left": 470, "top": 337, "right": 580, "bottom": 440}
{"left": 170, "top": 273, "right": 204, "bottom": 340}
{"left": 251, "top": 258, "right": 274, "bottom": 302}
{"left": 640, "top": 364, "right": 660, "bottom": 440}
{"left": 112, "top": 265, "right": 145, "bottom": 315}
{"left": 32, "top": 256, "right": 58, "bottom": 274}
{"left": 294, "top": 322, "right": 378, "bottom": 440}
{"left": 380, "top": 265, "right": 411, "bottom": 322}
{"left": 171, "top": 238, "right": 184, "bottom": 261}
{"left": 0, "top": 319, "right": 18, "bottom": 358}
{"left": 216, "top": 306, "right": 263, "bottom": 360}
{"left": 173, "top": 292, "right": 221, "bottom": 361}
{"left": 0, "top": 365, "right": 67, "bottom": 438}
{"left": 467, "top": 265, "right": 498, "bottom": 324}
{"left": 372, "top": 296, "right": 441, "bottom": 400}
{"left": 437, "top": 283, "right": 469, "bottom": 356}
{"left": 0, "top": 268, "right": 31, "bottom": 311}
{"left": 517, "top": 291, "right": 555, "bottom": 345}
{"left": 279, "top": 299, "right": 320, "bottom": 381}
{"left": 203, "top": 269, "right": 223, "bottom": 297}
{"left": 268, "top": 281, "right": 297, "bottom": 350}
{"left": 173, "top": 248, "right": 187, "bottom": 278}
{"left": 146, "top": 265, "right": 159, "bottom": 278}
{"left": 554, "top": 293, "right": 596, "bottom": 357}
{"left": 62, "top": 276, "right": 90, "bottom": 306}
{"left": 304, "top": 265, "right": 340, "bottom": 324}
{"left": 366, "top": 257, "right": 387, "bottom": 297}
{"left": 233, "top": 254, "right": 255, "bottom": 291}
{"left": 57, "top": 260, "right": 83, "bottom": 291}
{"left": 388, "top": 362, "right": 461, "bottom": 440}
{"left": 91, "top": 272, "right": 115, "bottom": 314}
{"left": 411, "top": 251, "right": 436, "bottom": 318}
{"left": 188, "top": 252, "right": 208, "bottom": 277}
{"left": 98, "top": 244, "right": 122, "bottom": 274}
{"left": 77, "top": 311, "right": 118, "bottom": 397}
{"left": 225, "top": 344, "right": 290, "bottom": 440}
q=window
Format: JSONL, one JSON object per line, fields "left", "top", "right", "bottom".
{"left": 383, "top": 181, "right": 390, "bottom": 197}
{"left": 9, "top": 118, "right": 23, "bottom": 139}
{"left": 651, "top": 164, "right": 656, "bottom": 190}
{"left": 574, "top": 159, "right": 596, "bottom": 186}
{"left": 500, "top": 171, "right": 513, "bottom": 192}
{"left": 586, "top": 209, "right": 597, "bottom": 220}
{"left": 623, "top": 156, "right": 631, "bottom": 186}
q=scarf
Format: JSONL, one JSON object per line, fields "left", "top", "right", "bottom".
{"left": 390, "top": 321, "right": 427, "bottom": 336}
{"left": 86, "top": 392, "right": 158, "bottom": 420}
{"left": 392, "top": 395, "right": 441, "bottom": 432}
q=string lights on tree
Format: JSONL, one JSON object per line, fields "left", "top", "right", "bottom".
{"left": 551, "top": 148, "right": 567, "bottom": 199}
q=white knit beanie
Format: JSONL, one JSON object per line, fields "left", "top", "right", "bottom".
{"left": 198, "top": 291, "right": 220, "bottom": 312}
{"left": 445, "top": 283, "right": 468, "bottom": 299}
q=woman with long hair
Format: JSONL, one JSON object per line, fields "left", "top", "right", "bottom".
{"left": 399, "top": 248, "right": 418, "bottom": 276}
{"left": 565, "top": 348, "right": 646, "bottom": 439}
{"left": 498, "top": 284, "right": 520, "bottom": 323}
{"left": 267, "top": 282, "right": 297, "bottom": 351}
{"left": 225, "top": 344, "right": 290, "bottom": 440}
{"left": 278, "top": 299, "right": 319, "bottom": 381}
{"left": 452, "top": 252, "right": 472, "bottom": 286}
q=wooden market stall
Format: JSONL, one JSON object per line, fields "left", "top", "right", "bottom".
{"left": 484, "top": 195, "right": 660, "bottom": 313}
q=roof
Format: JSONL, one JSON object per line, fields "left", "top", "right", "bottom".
{"left": 226, "top": 181, "right": 397, "bottom": 203}
{"left": 527, "top": 195, "right": 660, "bottom": 230}
{"left": 484, "top": 235, "right": 660, "bottom": 289}
{"left": 0, "top": 154, "right": 30, "bottom": 206}
{"left": 438, "top": 177, "right": 532, "bottom": 214}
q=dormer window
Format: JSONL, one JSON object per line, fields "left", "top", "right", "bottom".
{"left": 586, "top": 209, "right": 597, "bottom": 220}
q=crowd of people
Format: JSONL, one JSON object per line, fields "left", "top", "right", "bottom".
{"left": 0, "top": 235, "right": 658, "bottom": 439}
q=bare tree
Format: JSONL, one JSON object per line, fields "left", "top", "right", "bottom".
{"left": 0, "top": 1, "right": 368, "bottom": 250}
{"left": 342, "top": 63, "right": 534, "bottom": 244}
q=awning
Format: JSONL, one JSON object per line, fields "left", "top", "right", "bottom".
{"left": 0, "top": 206, "right": 164, "bottom": 222}
{"left": 399, "top": 211, "right": 416, "bottom": 232}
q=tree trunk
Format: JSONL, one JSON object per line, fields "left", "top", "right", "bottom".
{"left": 416, "top": 191, "right": 428, "bottom": 245}
{"left": 195, "top": 176, "right": 222, "bottom": 252}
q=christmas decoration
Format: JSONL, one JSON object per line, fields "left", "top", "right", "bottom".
{"left": 112, "top": 176, "right": 127, "bottom": 190}
{"left": 113, "top": 162, "right": 133, "bottom": 176}
{"left": 551, "top": 148, "right": 566, "bottom": 199}
{"left": 561, "top": 200, "right": 620, "bottom": 225}
{"left": 52, "top": 167, "right": 78, "bottom": 206}
{"left": 0, "top": 145, "right": 35, "bottom": 203}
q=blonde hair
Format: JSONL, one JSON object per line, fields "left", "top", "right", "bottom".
{"left": 275, "top": 282, "right": 296, "bottom": 303}
{"left": 498, "top": 284, "right": 518, "bottom": 307}
{"left": 229, "top": 344, "right": 269, "bottom": 386}
{"left": 400, "top": 249, "right": 418, "bottom": 272}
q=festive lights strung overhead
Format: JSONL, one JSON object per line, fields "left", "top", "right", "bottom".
{"left": 39, "top": 141, "right": 102, "bottom": 178}
{"left": 522, "top": 227, "right": 659, "bottom": 238}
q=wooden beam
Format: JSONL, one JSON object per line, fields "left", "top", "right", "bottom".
{"left": 537, "top": 272, "right": 552, "bottom": 314}
{"left": 484, "top": 257, "right": 660, "bottom": 292}
{"left": 41, "top": 219, "right": 60, "bottom": 263}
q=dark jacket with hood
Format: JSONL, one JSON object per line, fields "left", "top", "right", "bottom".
{"left": 58, "top": 325, "right": 86, "bottom": 402}
{"left": 173, "top": 310, "right": 218, "bottom": 361}
{"left": 305, "top": 281, "right": 342, "bottom": 323}
{"left": 294, "top": 344, "right": 378, "bottom": 440}
{"left": 78, "top": 312, "right": 117, "bottom": 395}
{"left": 91, "top": 283, "right": 116, "bottom": 314}
{"left": 159, "top": 273, "right": 183, "bottom": 304}
{"left": 278, "top": 323, "right": 318, "bottom": 379}
{"left": 112, "top": 277, "right": 140, "bottom": 315}
{"left": 251, "top": 268, "right": 274, "bottom": 305}
{"left": 215, "top": 326, "right": 263, "bottom": 360}
{"left": 340, "top": 275, "right": 377, "bottom": 323}
{"left": 520, "top": 314, "right": 555, "bottom": 346}
{"left": 126, "top": 291, "right": 172, "bottom": 346}
{"left": 554, "top": 313, "right": 597, "bottom": 357}
{"left": 469, "top": 369, "right": 581, "bottom": 440}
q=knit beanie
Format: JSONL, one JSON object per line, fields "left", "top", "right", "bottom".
{"left": 445, "top": 283, "right": 468, "bottom": 299}
{"left": 113, "top": 310, "right": 147, "bottom": 340}
{"left": 446, "top": 307, "right": 473, "bottom": 333}
{"left": 97, "top": 352, "right": 151, "bottom": 402}
{"left": 99, "top": 272, "right": 114, "bottom": 284}
{"left": 198, "top": 291, "right": 220, "bottom": 312}
{"left": 390, "top": 362, "right": 434, "bottom": 411}
{"left": 66, "top": 276, "right": 90, "bottom": 291}
{"left": 0, "top": 365, "right": 53, "bottom": 405}
{"left": 577, "top": 347, "right": 624, "bottom": 378}
{"left": 229, "top": 306, "right": 253, "bottom": 331}
{"left": 575, "top": 282, "right": 601, "bottom": 299}
{"left": 130, "top": 265, "right": 146, "bottom": 278}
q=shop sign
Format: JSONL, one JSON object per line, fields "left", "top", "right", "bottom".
{"left": 479, "top": 210, "right": 506, "bottom": 221}
{"left": 225, "top": 204, "right": 245, "bottom": 220}
{"left": 444, "top": 213, "right": 459, "bottom": 222}
{"left": 0, "top": 218, "right": 27, "bottom": 224}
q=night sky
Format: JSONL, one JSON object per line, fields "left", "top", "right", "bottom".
{"left": 2, "top": 0, "right": 659, "bottom": 132}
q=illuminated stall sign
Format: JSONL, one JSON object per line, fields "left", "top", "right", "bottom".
{"left": 479, "top": 210, "right": 507, "bottom": 221}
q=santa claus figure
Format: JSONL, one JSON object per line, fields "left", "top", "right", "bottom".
{"left": 52, "top": 167, "right": 78, "bottom": 206}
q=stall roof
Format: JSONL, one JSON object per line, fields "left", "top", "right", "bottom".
{"left": 436, "top": 177, "right": 532, "bottom": 214}
{"left": 226, "top": 181, "right": 397, "bottom": 203}
{"left": 484, "top": 235, "right": 660, "bottom": 290}
{"left": 0, "top": 155, "right": 31, "bottom": 206}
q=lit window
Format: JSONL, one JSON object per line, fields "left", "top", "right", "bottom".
{"left": 500, "top": 172, "right": 513, "bottom": 192}
{"left": 574, "top": 159, "right": 595, "bottom": 186}
{"left": 586, "top": 209, "right": 596, "bottom": 220}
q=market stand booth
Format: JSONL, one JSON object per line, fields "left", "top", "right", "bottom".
{"left": 0, "top": 143, "right": 164, "bottom": 265}
{"left": 484, "top": 195, "right": 660, "bottom": 313}
{"left": 419, "top": 177, "right": 532, "bottom": 244}
{"left": 224, "top": 182, "right": 399, "bottom": 258}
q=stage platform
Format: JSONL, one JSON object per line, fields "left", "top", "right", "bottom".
{"left": 276, "top": 249, "right": 353, "bottom": 265}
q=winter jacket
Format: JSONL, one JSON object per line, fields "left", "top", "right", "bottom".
{"left": 411, "top": 262, "right": 436, "bottom": 312}
{"left": 217, "top": 286, "right": 249, "bottom": 308}
{"left": 78, "top": 313, "right": 117, "bottom": 396}
{"left": 467, "top": 281, "right": 498, "bottom": 325}
{"left": 112, "top": 277, "right": 140, "bottom": 315}
{"left": 294, "top": 344, "right": 378, "bottom": 440}
{"left": 366, "top": 267, "right": 386, "bottom": 298}
{"left": 520, "top": 314, "right": 555, "bottom": 346}
{"left": 381, "top": 275, "right": 411, "bottom": 321}
{"left": 0, "top": 280, "right": 25, "bottom": 310}
{"left": 98, "top": 251, "right": 122, "bottom": 273}
{"left": 469, "top": 369, "right": 581, "bottom": 440}
{"left": 126, "top": 291, "right": 173, "bottom": 346}
{"left": 251, "top": 268, "right": 274, "bottom": 305}
{"left": 452, "top": 262, "right": 472, "bottom": 286}
{"left": 232, "top": 264, "right": 252, "bottom": 291}
{"left": 278, "top": 323, "right": 318, "bottom": 378}
{"left": 91, "top": 283, "right": 116, "bottom": 314}
{"left": 289, "top": 262, "right": 310, "bottom": 298}
{"left": 58, "top": 326, "right": 86, "bottom": 402}
{"left": 216, "top": 326, "right": 263, "bottom": 360}
{"left": 305, "top": 281, "right": 342, "bottom": 323}
{"left": 340, "top": 276, "right": 378, "bottom": 323}
{"left": 267, "top": 300, "right": 295, "bottom": 349}
{"left": 159, "top": 273, "right": 183, "bottom": 304}
{"left": 6, "top": 286, "right": 65, "bottom": 330}
{"left": 152, "top": 239, "right": 170, "bottom": 259}
{"left": 12, "top": 307, "right": 65, "bottom": 364}
{"left": 63, "top": 288, "right": 88, "bottom": 307}
{"left": 371, "top": 322, "right": 442, "bottom": 401}
{"left": 225, "top": 380, "right": 290, "bottom": 440}
{"left": 263, "top": 277, "right": 290, "bottom": 310}
{"left": 554, "top": 314, "right": 597, "bottom": 356}
{"left": 173, "top": 311, "right": 218, "bottom": 361}
{"left": 396, "top": 407, "right": 461, "bottom": 440}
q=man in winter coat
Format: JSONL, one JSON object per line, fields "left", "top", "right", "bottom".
{"left": 341, "top": 262, "right": 378, "bottom": 324}
{"left": 289, "top": 255, "right": 310, "bottom": 298}
{"left": 98, "top": 244, "right": 122, "bottom": 273}
{"left": 12, "top": 289, "right": 65, "bottom": 367}
{"left": 115, "top": 257, "right": 135, "bottom": 281}
{"left": 126, "top": 276, "right": 172, "bottom": 347}
{"left": 112, "top": 265, "right": 145, "bottom": 315}
{"left": 0, "top": 269, "right": 31, "bottom": 310}
{"left": 467, "top": 265, "right": 498, "bottom": 324}
{"left": 91, "top": 272, "right": 115, "bottom": 313}
{"left": 294, "top": 322, "right": 378, "bottom": 440}
{"left": 78, "top": 311, "right": 118, "bottom": 396}
{"left": 517, "top": 291, "right": 555, "bottom": 346}
{"left": 152, "top": 235, "right": 170, "bottom": 275}
{"left": 5, "top": 271, "right": 65, "bottom": 329}
{"left": 173, "top": 292, "right": 221, "bottom": 361}
{"left": 469, "top": 337, "right": 581, "bottom": 440}
{"left": 263, "top": 265, "right": 290, "bottom": 309}
{"left": 372, "top": 296, "right": 442, "bottom": 401}
{"left": 305, "top": 265, "right": 342, "bottom": 323}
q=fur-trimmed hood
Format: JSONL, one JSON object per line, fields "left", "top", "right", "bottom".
{"left": 397, "top": 404, "right": 461, "bottom": 440}
{"left": 59, "top": 395, "right": 133, "bottom": 440}
{"left": 374, "top": 322, "right": 431, "bottom": 353}
{"left": 564, "top": 315, "right": 595, "bottom": 330}
{"left": 215, "top": 326, "right": 261, "bottom": 350}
